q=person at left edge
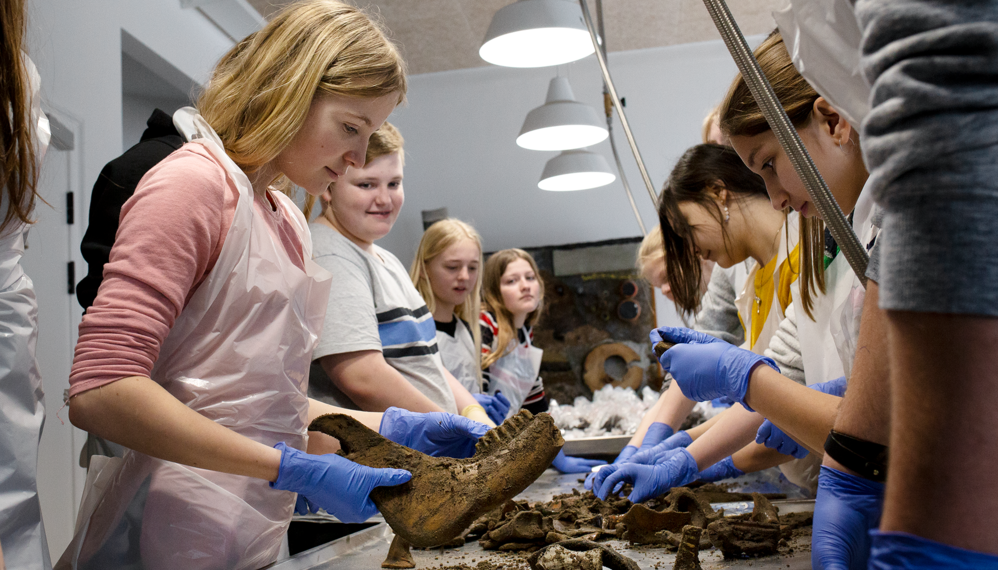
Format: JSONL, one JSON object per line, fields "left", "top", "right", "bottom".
{"left": 410, "top": 218, "right": 511, "bottom": 424}
{"left": 0, "top": 1, "right": 52, "bottom": 567}
{"left": 60, "top": 3, "right": 486, "bottom": 570}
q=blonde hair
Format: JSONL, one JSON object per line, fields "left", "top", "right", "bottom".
{"left": 481, "top": 249, "right": 545, "bottom": 370}
{"left": 636, "top": 225, "right": 665, "bottom": 279}
{"left": 701, "top": 107, "right": 720, "bottom": 144}
{"left": 718, "top": 30, "right": 825, "bottom": 320}
{"left": 319, "top": 121, "right": 405, "bottom": 218}
{"left": 197, "top": 0, "right": 407, "bottom": 220}
{"left": 410, "top": 219, "right": 484, "bottom": 381}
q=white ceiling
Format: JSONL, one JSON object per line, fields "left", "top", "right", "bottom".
{"left": 247, "top": 0, "right": 788, "bottom": 75}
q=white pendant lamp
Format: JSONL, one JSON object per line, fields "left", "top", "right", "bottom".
{"left": 517, "top": 77, "right": 609, "bottom": 151}
{"left": 539, "top": 148, "right": 616, "bottom": 191}
{"left": 480, "top": 0, "right": 596, "bottom": 68}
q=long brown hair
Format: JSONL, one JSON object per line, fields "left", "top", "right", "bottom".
{"left": 657, "top": 143, "right": 770, "bottom": 317}
{"left": 481, "top": 249, "right": 545, "bottom": 369}
{"left": 1, "top": 0, "right": 40, "bottom": 235}
{"left": 718, "top": 30, "right": 825, "bottom": 319}
{"left": 198, "top": 0, "right": 407, "bottom": 220}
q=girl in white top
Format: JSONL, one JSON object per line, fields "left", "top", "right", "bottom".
{"left": 410, "top": 218, "right": 511, "bottom": 424}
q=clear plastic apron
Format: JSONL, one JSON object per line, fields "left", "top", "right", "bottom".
{"left": 0, "top": 54, "right": 52, "bottom": 570}
{"left": 56, "top": 110, "right": 332, "bottom": 570}
{"left": 782, "top": 187, "right": 875, "bottom": 492}
{"left": 486, "top": 335, "right": 542, "bottom": 418}
{"left": 436, "top": 318, "right": 481, "bottom": 394}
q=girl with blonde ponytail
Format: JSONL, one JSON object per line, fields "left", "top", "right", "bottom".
{"left": 62, "top": 4, "right": 487, "bottom": 569}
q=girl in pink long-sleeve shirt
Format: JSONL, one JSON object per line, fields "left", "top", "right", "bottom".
{"left": 60, "top": 3, "right": 426, "bottom": 568}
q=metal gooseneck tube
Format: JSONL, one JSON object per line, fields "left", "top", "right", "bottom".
{"left": 700, "top": 0, "right": 869, "bottom": 285}
{"left": 595, "top": 0, "right": 646, "bottom": 236}
{"left": 578, "top": 0, "right": 658, "bottom": 210}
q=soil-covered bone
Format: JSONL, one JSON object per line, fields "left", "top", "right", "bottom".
{"left": 673, "top": 525, "right": 704, "bottom": 570}
{"left": 706, "top": 493, "right": 783, "bottom": 558}
{"left": 527, "top": 540, "right": 640, "bottom": 570}
{"left": 381, "top": 535, "right": 414, "bottom": 569}
{"left": 308, "top": 409, "right": 563, "bottom": 547}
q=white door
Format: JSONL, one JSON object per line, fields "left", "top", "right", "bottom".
{"left": 21, "top": 111, "right": 88, "bottom": 561}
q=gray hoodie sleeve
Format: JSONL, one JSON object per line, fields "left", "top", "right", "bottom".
{"left": 692, "top": 265, "right": 745, "bottom": 346}
{"left": 764, "top": 303, "right": 806, "bottom": 385}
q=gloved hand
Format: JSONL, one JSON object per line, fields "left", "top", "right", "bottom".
{"left": 639, "top": 422, "right": 675, "bottom": 452}
{"left": 593, "top": 448, "right": 700, "bottom": 503}
{"left": 473, "top": 392, "right": 511, "bottom": 425}
{"left": 271, "top": 442, "right": 411, "bottom": 523}
{"left": 756, "top": 420, "right": 809, "bottom": 459}
{"left": 651, "top": 327, "right": 779, "bottom": 408}
{"left": 584, "top": 445, "right": 637, "bottom": 490}
{"left": 812, "top": 465, "right": 884, "bottom": 570}
{"left": 380, "top": 407, "right": 489, "bottom": 458}
{"left": 755, "top": 377, "right": 848, "bottom": 459}
{"left": 552, "top": 450, "right": 606, "bottom": 474}
{"left": 698, "top": 455, "right": 744, "bottom": 482}
{"left": 868, "top": 530, "right": 998, "bottom": 569}
{"left": 628, "top": 430, "right": 693, "bottom": 465}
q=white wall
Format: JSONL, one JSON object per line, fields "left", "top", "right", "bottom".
{"left": 381, "top": 37, "right": 761, "bottom": 329}
{"left": 25, "top": 0, "right": 232, "bottom": 560}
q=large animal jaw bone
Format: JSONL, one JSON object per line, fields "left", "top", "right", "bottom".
{"left": 308, "top": 409, "right": 564, "bottom": 547}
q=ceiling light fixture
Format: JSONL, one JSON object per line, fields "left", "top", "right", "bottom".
{"left": 517, "top": 77, "right": 609, "bottom": 151}
{"left": 480, "top": 0, "right": 596, "bottom": 68}
{"left": 538, "top": 148, "right": 615, "bottom": 191}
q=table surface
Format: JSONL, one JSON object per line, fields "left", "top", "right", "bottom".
{"left": 270, "top": 469, "right": 815, "bottom": 570}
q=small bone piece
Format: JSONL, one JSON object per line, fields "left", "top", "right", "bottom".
{"left": 673, "top": 525, "right": 703, "bottom": 570}
{"left": 533, "top": 544, "right": 602, "bottom": 570}
{"left": 381, "top": 535, "right": 414, "bottom": 569}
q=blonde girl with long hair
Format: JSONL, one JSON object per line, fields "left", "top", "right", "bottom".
{"left": 480, "top": 249, "right": 605, "bottom": 474}
{"left": 0, "top": 0, "right": 51, "bottom": 567}
{"left": 410, "top": 219, "right": 511, "bottom": 424}
{"left": 62, "top": 4, "right": 487, "bottom": 569}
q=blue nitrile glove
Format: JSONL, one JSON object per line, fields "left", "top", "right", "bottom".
{"left": 756, "top": 377, "right": 848, "bottom": 459}
{"left": 380, "top": 407, "right": 489, "bottom": 459}
{"left": 473, "top": 391, "right": 511, "bottom": 425}
{"left": 628, "top": 430, "right": 693, "bottom": 465}
{"left": 593, "top": 447, "right": 700, "bottom": 503}
{"left": 639, "top": 422, "right": 675, "bottom": 451}
{"left": 271, "top": 442, "right": 411, "bottom": 523}
{"left": 698, "top": 456, "right": 744, "bottom": 482}
{"left": 584, "top": 445, "right": 638, "bottom": 490}
{"left": 868, "top": 530, "right": 998, "bottom": 570}
{"left": 552, "top": 450, "right": 607, "bottom": 474}
{"left": 651, "top": 327, "right": 778, "bottom": 409}
{"left": 756, "top": 420, "right": 809, "bottom": 459}
{"left": 812, "top": 465, "right": 884, "bottom": 570}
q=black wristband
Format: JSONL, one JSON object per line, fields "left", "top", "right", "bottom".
{"left": 824, "top": 430, "right": 888, "bottom": 483}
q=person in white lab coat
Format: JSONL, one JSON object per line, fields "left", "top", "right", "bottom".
{"left": 0, "top": 1, "right": 52, "bottom": 568}
{"left": 410, "top": 218, "right": 511, "bottom": 424}
{"left": 60, "top": 4, "right": 487, "bottom": 569}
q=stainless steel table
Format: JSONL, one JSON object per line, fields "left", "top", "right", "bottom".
{"left": 270, "top": 469, "right": 815, "bottom": 570}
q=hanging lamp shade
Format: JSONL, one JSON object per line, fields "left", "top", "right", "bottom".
{"left": 480, "top": 0, "right": 595, "bottom": 68}
{"left": 538, "top": 148, "right": 616, "bottom": 191}
{"left": 517, "top": 77, "right": 609, "bottom": 151}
